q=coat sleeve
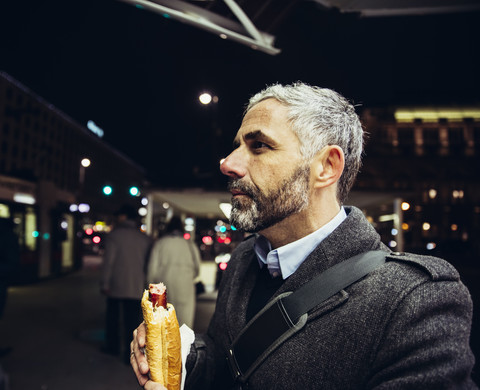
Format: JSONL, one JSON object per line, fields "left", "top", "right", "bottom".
{"left": 184, "top": 237, "right": 264, "bottom": 390}
{"left": 368, "top": 278, "right": 477, "bottom": 389}
{"left": 101, "top": 235, "right": 117, "bottom": 291}
{"left": 184, "top": 279, "right": 235, "bottom": 390}
{"left": 190, "top": 243, "right": 201, "bottom": 279}
{"left": 184, "top": 333, "right": 218, "bottom": 390}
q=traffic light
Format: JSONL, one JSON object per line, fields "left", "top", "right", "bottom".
{"left": 102, "top": 185, "right": 113, "bottom": 196}
{"left": 129, "top": 186, "right": 139, "bottom": 196}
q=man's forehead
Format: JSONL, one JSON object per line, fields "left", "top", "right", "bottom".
{"left": 244, "top": 102, "right": 275, "bottom": 121}
{"left": 243, "top": 99, "right": 280, "bottom": 122}
{"left": 236, "top": 99, "right": 285, "bottom": 135}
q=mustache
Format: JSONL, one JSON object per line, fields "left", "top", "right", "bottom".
{"left": 228, "top": 179, "right": 259, "bottom": 198}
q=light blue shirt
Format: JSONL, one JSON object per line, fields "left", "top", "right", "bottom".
{"left": 254, "top": 207, "right": 347, "bottom": 279}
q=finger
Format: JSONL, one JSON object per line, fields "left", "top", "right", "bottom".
{"left": 130, "top": 346, "right": 149, "bottom": 387}
{"left": 137, "top": 322, "right": 146, "bottom": 347}
{"left": 144, "top": 379, "right": 168, "bottom": 390}
{"left": 135, "top": 324, "right": 149, "bottom": 374}
{"left": 131, "top": 323, "right": 149, "bottom": 380}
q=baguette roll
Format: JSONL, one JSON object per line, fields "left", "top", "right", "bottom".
{"left": 141, "top": 288, "right": 182, "bottom": 390}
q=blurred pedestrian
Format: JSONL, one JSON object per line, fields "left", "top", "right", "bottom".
{"left": 147, "top": 216, "right": 201, "bottom": 328}
{"left": 0, "top": 217, "right": 19, "bottom": 358}
{"left": 101, "top": 204, "right": 152, "bottom": 364}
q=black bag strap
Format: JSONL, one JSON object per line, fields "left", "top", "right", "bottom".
{"left": 227, "top": 250, "right": 386, "bottom": 385}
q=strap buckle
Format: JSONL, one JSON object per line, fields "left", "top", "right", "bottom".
{"left": 227, "top": 347, "right": 242, "bottom": 382}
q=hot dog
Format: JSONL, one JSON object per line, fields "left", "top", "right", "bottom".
{"left": 141, "top": 282, "right": 182, "bottom": 390}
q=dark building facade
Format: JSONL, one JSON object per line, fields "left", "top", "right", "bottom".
{"left": 0, "top": 71, "right": 147, "bottom": 280}
{"left": 357, "top": 106, "right": 480, "bottom": 265}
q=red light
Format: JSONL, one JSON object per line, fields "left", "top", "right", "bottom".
{"left": 224, "top": 237, "right": 231, "bottom": 244}
{"left": 92, "top": 236, "right": 101, "bottom": 244}
{"left": 202, "top": 236, "right": 213, "bottom": 245}
{"left": 219, "top": 262, "right": 228, "bottom": 271}
{"left": 85, "top": 228, "right": 93, "bottom": 235}
{"left": 183, "top": 233, "right": 191, "bottom": 240}
{"left": 217, "top": 237, "right": 225, "bottom": 243}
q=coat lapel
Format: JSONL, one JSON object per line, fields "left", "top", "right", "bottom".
{"left": 224, "top": 244, "right": 260, "bottom": 340}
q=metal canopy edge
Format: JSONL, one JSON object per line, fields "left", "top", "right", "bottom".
{"left": 116, "top": 0, "right": 281, "bottom": 55}
{"left": 313, "top": 0, "right": 480, "bottom": 16}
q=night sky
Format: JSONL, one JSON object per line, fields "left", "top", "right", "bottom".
{"left": 1, "top": 0, "right": 479, "bottom": 188}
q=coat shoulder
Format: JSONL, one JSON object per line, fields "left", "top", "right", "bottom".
{"left": 385, "top": 251, "right": 460, "bottom": 282}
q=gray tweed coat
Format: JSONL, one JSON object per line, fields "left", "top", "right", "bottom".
{"left": 187, "top": 206, "right": 477, "bottom": 389}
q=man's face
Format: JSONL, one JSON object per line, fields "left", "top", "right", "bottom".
{"left": 220, "top": 99, "right": 311, "bottom": 233}
{"left": 228, "top": 165, "right": 310, "bottom": 232}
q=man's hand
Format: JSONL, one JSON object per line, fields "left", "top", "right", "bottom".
{"left": 130, "top": 322, "right": 167, "bottom": 390}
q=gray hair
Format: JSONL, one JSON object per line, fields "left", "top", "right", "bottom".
{"left": 246, "top": 82, "right": 364, "bottom": 204}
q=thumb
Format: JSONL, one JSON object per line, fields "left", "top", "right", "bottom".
{"left": 144, "top": 380, "right": 167, "bottom": 390}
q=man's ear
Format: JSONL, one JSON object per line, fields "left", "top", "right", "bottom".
{"left": 311, "top": 145, "right": 345, "bottom": 189}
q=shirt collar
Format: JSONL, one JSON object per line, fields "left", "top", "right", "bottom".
{"left": 254, "top": 207, "right": 347, "bottom": 279}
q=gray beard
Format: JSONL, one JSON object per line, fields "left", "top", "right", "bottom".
{"left": 229, "top": 165, "right": 310, "bottom": 233}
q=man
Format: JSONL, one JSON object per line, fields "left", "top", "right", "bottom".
{"left": 101, "top": 204, "right": 152, "bottom": 364}
{"left": 131, "top": 83, "right": 477, "bottom": 389}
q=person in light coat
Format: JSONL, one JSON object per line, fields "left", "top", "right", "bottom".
{"left": 147, "top": 216, "right": 201, "bottom": 328}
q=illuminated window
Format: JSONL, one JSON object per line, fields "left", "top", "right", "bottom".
{"left": 25, "top": 207, "right": 38, "bottom": 250}
{"left": 395, "top": 108, "right": 480, "bottom": 122}
{"left": 0, "top": 203, "right": 10, "bottom": 218}
{"left": 452, "top": 190, "right": 464, "bottom": 199}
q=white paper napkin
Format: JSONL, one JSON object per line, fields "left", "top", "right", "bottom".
{"left": 179, "top": 324, "right": 195, "bottom": 390}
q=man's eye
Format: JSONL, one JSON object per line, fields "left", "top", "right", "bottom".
{"left": 251, "top": 141, "right": 270, "bottom": 150}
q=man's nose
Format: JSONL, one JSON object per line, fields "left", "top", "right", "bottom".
{"left": 219, "top": 150, "right": 246, "bottom": 178}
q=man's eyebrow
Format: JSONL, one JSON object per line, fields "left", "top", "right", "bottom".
{"left": 245, "top": 130, "right": 276, "bottom": 144}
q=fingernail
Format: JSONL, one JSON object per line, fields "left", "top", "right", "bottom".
{"left": 140, "top": 362, "right": 148, "bottom": 373}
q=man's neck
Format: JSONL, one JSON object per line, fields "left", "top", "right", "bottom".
{"left": 259, "top": 203, "right": 341, "bottom": 249}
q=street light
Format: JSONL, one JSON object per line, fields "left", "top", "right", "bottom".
{"left": 79, "top": 158, "right": 91, "bottom": 191}
{"left": 81, "top": 158, "right": 91, "bottom": 168}
{"left": 199, "top": 92, "right": 212, "bottom": 105}
{"left": 199, "top": 92, "right": 219, "bottom": 105}
{"left": 198, "top": 91, "right": 222, "bottom": 186}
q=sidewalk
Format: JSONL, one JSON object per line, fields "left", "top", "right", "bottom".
{"left": 0, "top": 257, "right": 216, "bottom": 390}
